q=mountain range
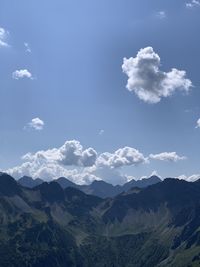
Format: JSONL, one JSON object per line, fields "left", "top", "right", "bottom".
{"left": 1, "top": 172, "right": 200, "bottom": 266}
{"left": 18, "top": 175, "right": 161, "bottom": 198}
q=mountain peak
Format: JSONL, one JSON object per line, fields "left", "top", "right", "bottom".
{"left": 0, "top": 173, "right": 21, "bottom": 196}
{"left": 149, "top": 175, "right": 162, "bottom": 181}
{"left": 18, "top": 176, "right": 43, "bottom": 188}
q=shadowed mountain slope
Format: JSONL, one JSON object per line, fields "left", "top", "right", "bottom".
{"left": 18, "top": 176, "right": 43, "bottom": 188}
{"left": 18, "top": 175, "right": 162, "bottom": 198}
{"left": 1, "top": 173, "right": 200, "bottom": 266}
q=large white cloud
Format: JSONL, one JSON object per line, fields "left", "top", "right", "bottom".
{"left": 0, "top": 27, "right": 9, "bottom": 47}
{"left": 21, "top": 140, "right": 97, "bottom": 168}
{"left": 5, "top": 142, "right": 147, "bottom": 184}
{"left": 6, "top": 141, "right": 99, "bottom": 183}
{"left": 122, "top": 47, "right": 192, "bottom": 103}
{"left": 12, "top": 69, "right": 33, "bottom": 80}
{"left": 149, "top": 152, "right": 186, "bottom": 162}
{"left": 6, "top": 160, "right": 100, "bottom": 185}
{"left": 97, "top": 147, "right": 147, "bottom": 168}
{"left": 59, "top": 140, "right": 97, "bottom": 167}
{"left": 4, "top": 140, "right": 189, "bottom": 185}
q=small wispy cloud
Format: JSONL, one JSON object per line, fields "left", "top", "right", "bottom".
{"left": 0, "top": 27, "right": 9, "bottom": 47}
{"left": 12, "top": 69, "right": 33, "bottom": 80}
{"left": 99, "top": 129, "right": 104, "bottom": 135}
{"left": 177, "top": 174, "right": 200, "bottom": 182}
{"left": 195, "top": 118, "right": 200, "bottom": 128}
{"left": 186, "top": 0, "right": 200, "bottom": 8}
{"left": 157, "top": 11, "right": 166, "bottom": 19}
{"left": 149, "top": 152, "right": 186, "bottom": 162}
{"left": 24, "top": 42, "right": 31, "bottom": 53}
{"left": 26, "top": 117, "right": 45, "bottom": 131}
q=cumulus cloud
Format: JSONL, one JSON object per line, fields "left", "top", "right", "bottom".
{"left": 149, "top": 152, "right": 186, "bottom": 162}
{"left": 21, "top": 140, "right": 97, "bottom": 168}
{"left": 5, "top": 142, "right": 147, "bottom": 184}
{"left": 27, "top": 117, "right": 44, "bottom": 131}
{"left": 59, "top": 140, "right": 97, "bottom": 167}
{"left": 0, "top": 27, "right": 9, "bottom": 47}
{"left": 186, "top": 0, "right": 200, "bottom": 8}
{"left": 195, "top": 118, "right": 200, "bottom": 128}
{"left": 5, "top": 140, "right": 99, "bottom": 183}
{"left": 122, "top": 47, "right": 192, "bottom": 103}
{"left": 4, "top": 140, "right": 189, "bottom": 185}
{"left": 97, "top": 147, "right": 147, "bottom": 168}
{"left": 6, "top": 159, "right": 100, "bottom": 185}
{"left": 12, "top": 69, "right": 33, "bottom": 80}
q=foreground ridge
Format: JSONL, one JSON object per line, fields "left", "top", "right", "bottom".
{"left": 0, "top": 173, "right": 200, "bottom": 266}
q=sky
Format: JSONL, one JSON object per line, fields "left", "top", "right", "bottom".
{"left": 0, "top": 0, "right": 200, "bottom": 184}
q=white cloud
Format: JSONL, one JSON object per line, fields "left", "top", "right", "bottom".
{"left": 12, "top": 69, "right": 33, "bottom": 80}
{"left": 149, "top": 152, "right": 186, "bottom": 162}
{"left": 125, "top": 175, "right": 137, "bottom": 182}
{"left": 6, "top": 161, "right": 77, "bottom": 182}
{"left": 177, "top": 174, "right": 200, "bottom": 182}
{"left": 186, "top": 0, "right": 200, "bottom": 8}
{"left": 157, "top": 11, "right": 166, "bottom": 19}
{"left": 122, "top": 47, "right": 192, "bottom": 103}
{"left": 97, "top": 147, "right": 147, "bottom": 168}
{"left": 195, "top": 118, "right": 200, "bottom": 128}
{"left": 90, "top": 146, "right": 148, "bottom": 185}
{"left": 27, "top": 117, "right": 44, "bottom": 131}
{"left": 138, "top": 170, "right": 162, "bottom": 181}
{"left": 21, "top": 140, "right": 97, "bottom": 168}
{"left": 0, "top": 27, "right": 9, "bottom": 47}
{"left": 81, "top": 148, "right": 98, "bottom": 167}
{"left": 24, "top": 42, "right": 31, "bottom": 53}
{"left": 6, "top": 160, "right": 100, "bottom": 185}
{"left": 5, "top": 140, "right": 99, "bottom": 183}
{"left": 4, "top": 142, "right": 146, "bottom": 184}
{"left": 4, "top": 141, "right": 190, "bottom": 185}
{"left": 59, "top": 140, "right": 97, "bottom": 167}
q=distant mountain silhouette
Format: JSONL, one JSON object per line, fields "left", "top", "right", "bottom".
{"left": 18, "top": 176, "right": 43, "bottom": 188}
{"left": 122, "top": 175, "right": 161, "bottom": 191}
{"left": 78, "top": 180, "right": 122, "bottom": 198}
{"left": 18, "top": 175, "right": 162, "bottom": 198}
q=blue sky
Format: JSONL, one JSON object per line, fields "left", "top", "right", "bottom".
{"left": 0, "top": 0, "right": 200, "bottom": 184}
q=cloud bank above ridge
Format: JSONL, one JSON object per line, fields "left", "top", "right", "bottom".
{"left": 4, "top": 140, "right": 188, "bottom": 185}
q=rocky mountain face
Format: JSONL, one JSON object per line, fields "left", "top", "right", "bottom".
{"left": 18, "top": 175, "right": 162, "bottom": 198}
{"left": 1, "top": 173, "right": 200, "bottom": 267}
{"left": 18, "top": 176, "right": 43, "bottom": 188}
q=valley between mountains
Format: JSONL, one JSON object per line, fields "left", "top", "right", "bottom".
{"left": 1, "top": 173, "right": 200, "bottom": 267}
